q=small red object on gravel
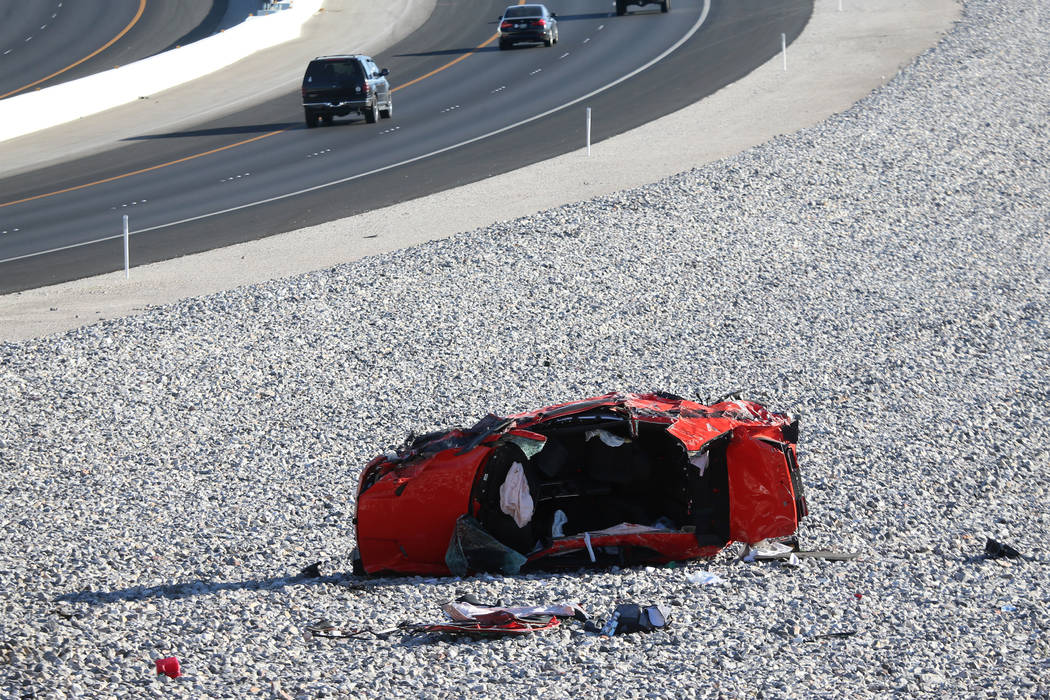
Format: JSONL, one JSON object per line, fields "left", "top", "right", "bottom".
{"left": 155, "top": 656, "right": 181, "bottom": 678}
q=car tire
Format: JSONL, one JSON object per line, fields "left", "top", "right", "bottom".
{"left": 304, "top": 109, "right": 319, "bottom": 128}
{"left": 554, "top": 28, "right": 559, "bottom": 44}
{"left": 616, "top": 0, "right": 626, "bottom": 16}
{"left": 544, "top": 32, "right": 553, "bottom": 47}
{"left": 380, "top": 97, "right": 393, "bottom": 119}
{"left": 365, "top": 101, "right": 378, "bottom": 124}
{"left": 661, "top": 0, "right": 670, "bottom": 11}
{"left": 321, "top": 114, "right": 333, "bottom": 126}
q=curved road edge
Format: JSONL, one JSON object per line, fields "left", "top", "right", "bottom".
{"left": 0, "top": 0, "right": 961, "bottom": 343}
{"left": 0, "top": 0, "right": 437, "bottom": 177}
{"left": 0, "top": 0, "right": 324, "bottom": 144}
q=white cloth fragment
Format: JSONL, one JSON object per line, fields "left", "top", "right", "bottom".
{"left": 551, "top": 509, "right": 568, "bottom": 538}
{"left": 499, "top": 461, "right": 534, "bottom": 528}
{"left": 584, "top": 429, "right": 628, "bottom": 447}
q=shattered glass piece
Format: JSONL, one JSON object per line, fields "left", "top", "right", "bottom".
{"left": 504, "top": 433, "right": 547, "bottom": 459}
{"left": 445, "top": 515, "right": 527, "bottom": 577}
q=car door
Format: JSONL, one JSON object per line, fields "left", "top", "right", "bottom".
{"left": 367, "top": 59, "right": 389, "bottom": 105}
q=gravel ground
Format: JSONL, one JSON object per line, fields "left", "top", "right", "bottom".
{"left": 2, "top": 0, "right": 1048, "bottom": 696}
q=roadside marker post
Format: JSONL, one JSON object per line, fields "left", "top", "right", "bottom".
{"left": 586, "top": 107, "right": 592, "bottom": 156}
{"left": 123, "top": 215, "right": 129, "bottom": 279}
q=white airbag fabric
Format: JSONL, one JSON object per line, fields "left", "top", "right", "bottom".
{"left": 499, "top": 461, "right": 534, "bottom": 528}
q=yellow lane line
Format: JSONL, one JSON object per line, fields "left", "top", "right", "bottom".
{"left": 0, "top": 0, "right": 525, "bottom": 210}
{"left": 0, "top": 131, "right": 281, "bottom": 209}
{"left": 0, "top": 0, "right": 149, "bottom": 100}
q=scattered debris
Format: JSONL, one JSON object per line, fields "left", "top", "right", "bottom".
{"left": 741, "top": 538, "right": 860, "bottom": 563}
{"left": 304, "top": 596, "right": 587, "bottom": 642}
{"left": 805, "top": 630, "right": 857, "bottom": 642}
{"left": 685, "top": 571, "right": 724, "bottom": 586}
{"left": 299, "top": 562, "right": 322, "bottom": 578}
{"left": 418, "top": 610, "right": 561, "bottom": 637}
{"left": 303, "top": 620, "right": 404, "bottom": 641}
{"left": 599, "top": 603, "right": 670, "bottom": 636}
{"left": 155, "top": 656, "right": 181, "bottom": 679}
{"left": 984, "top": 538, "right": 1022, "bottom": 560}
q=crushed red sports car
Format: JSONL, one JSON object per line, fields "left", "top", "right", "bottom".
{"left": 353, "top": 392, "right": 807, "bottom": 576}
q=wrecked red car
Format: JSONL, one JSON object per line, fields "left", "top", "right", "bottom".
{"left": 353, "top": 392, "right": 807, "bottom": 576}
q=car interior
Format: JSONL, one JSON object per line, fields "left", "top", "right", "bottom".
{"left": 474, "top": 412, "right": 732, "bottom": 557}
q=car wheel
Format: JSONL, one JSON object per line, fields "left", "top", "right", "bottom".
{"left": 661, "top": 0, "right": 670, "bottom": 11}
{"left": 304, "top": 109, "right": 319, "bottom": 128}
{"left": 321, "top": 114, "right": 333, "bottom": 126}
{"left": 380, "top": 96, "right": 393, "bottom": 119}
{"left": 365, "top": 101, "right": 378, "bottom": 124}
{"left": 554, "top": 28, "right": 559, "bottom": 44}
{"left": 616, "top": 1, "right": 626, "bottom": 17}
{"left": 499, "top": 39, "right": 509, "bottom": 50}
{"left": 544, "top": 31, "right": 553, "bottom": 47}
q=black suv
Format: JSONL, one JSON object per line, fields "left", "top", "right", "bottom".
{"left": 301, "top": 55, "right": 392, "bottom": 128}
{"left": 616, "top": 0, "right": 670, "bottom": 15}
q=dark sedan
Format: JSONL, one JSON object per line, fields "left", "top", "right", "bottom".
{"left": 498, "top": 4, "right": 559, "bottom": 49}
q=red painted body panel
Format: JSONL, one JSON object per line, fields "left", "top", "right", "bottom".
{"left": 357, "top": 446, "right": 488, "bottom": 573}
{"left": 355, "top": 392, "right": 806, "bottom": 575}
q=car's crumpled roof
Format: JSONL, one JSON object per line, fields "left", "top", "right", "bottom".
{"left": 381, "top": 392, "right": 794, "bottom": 467}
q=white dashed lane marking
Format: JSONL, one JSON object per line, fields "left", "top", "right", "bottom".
{"left": 219, "top": 173, "right": 252, "bottom": 181}
{"left": 440, "top": 105, "right": 461, "bottom": 113}
{"left": 110, "top": 200, "right": 148, "bottom": 210}
{"left": 491, "top": 86, "right": 507, "bottom": 94}
{"left": 380, "top": 125, "right": 401, "bottom": 134}
{"left": 306, "top": 149, "right": 332, "bottom": 159}
{"left": 530, "top": 68, "right": 542, "bottom": 75}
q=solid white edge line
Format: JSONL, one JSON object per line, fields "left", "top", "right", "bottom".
{"left": 1, "top": 1, "right": 711, "bottom": 266}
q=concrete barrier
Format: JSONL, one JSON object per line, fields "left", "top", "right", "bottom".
{"left": 0, "top": 0, "right": 324, "bottom": 144}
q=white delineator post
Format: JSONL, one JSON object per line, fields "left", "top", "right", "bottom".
{"left": 123, "top": 215, "right": 129, "bottom": 280}
{"left": 781, "top": 33, "right": 787, "bottom": 71}
{"left": 586, "top": 107, "right": 592, "bottom": 156}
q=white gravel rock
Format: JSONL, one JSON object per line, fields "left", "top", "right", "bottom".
{"left": 2, "top": 0, "right": 1049, "bottom": 696}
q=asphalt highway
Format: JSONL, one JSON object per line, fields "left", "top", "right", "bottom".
{"left": 0, "top": 0, "right": 225, "bottom": 99}
{"left": 0, "top": 0, "right": 811, "bottom": 293}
